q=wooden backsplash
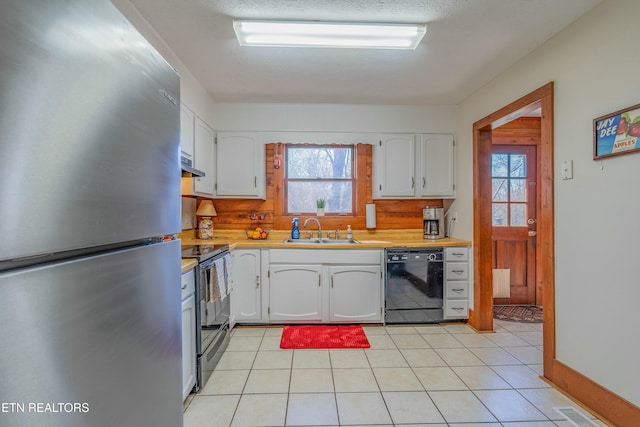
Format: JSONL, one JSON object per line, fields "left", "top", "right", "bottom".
{"left": 191, "top": 143, "right": 443, "bottom": 231}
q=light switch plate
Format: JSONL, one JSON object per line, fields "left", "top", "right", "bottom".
{"left": 562, "top": 160, "right": 573, "bottom": 180}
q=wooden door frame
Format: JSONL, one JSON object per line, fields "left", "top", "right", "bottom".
{"left": 471, "top": 82, "right": 555, "bottom": 380}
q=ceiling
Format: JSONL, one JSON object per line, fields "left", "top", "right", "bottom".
{"left": 129, "top": 0, "right": 601, "bottom": 106}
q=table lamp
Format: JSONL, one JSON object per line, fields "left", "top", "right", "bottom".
{"left": 196, "top": 200, "right": 217, "bottom": 239}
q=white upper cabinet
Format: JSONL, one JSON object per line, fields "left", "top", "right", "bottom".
{"left": 181, "top": 104, "right": 216, "bottom": 197}
{"left": 180, "top": 104, "right": 195, "bottom": 162}
{"left": 374, "top": 133, "right": 455, "bottom": 199}
{"left": 192, "top": 116, "right": 216, "bottom": 196}
{"left": 216, "top": 132, "right": 265, "bottom": 199}
{"left": 373, "top": 134, "right": 416, "bottom": 198}
{"left": 418, "top": 134, "right": 455, "bottom": 198}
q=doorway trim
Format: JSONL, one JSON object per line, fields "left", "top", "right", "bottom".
{"left": 471, "top": 82, "right": 555, "bottom": 379}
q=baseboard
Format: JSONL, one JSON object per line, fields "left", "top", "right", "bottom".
{"left": 551, "top": 359, "right": 640, "bottom": 427}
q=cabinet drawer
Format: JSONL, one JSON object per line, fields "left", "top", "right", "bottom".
{"left": 445, "top": 281, "right": 468, "bottom": 299}
{"left": 445, "top": 300, "right": 468, "bottom": 318}
{"left": 446, "top": 263, "right": 468, "bottom": 280}
{"left": 181, "top": 269, "right": 195, "bottom": 300}
{"left": 445, "top": 247, "right": 468, "bottom": 261}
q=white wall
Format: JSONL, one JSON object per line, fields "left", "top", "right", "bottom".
{"left": 212, "top": 103, "right": 457, "bottom": 134}
{"left": 112, "top": 0, "right": 217, "bottom": 127}
{"left": 455, "top": 0, "right": 640, "bottom": 406}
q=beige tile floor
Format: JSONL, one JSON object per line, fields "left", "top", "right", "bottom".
{"left": 183, "top": 320, "right": 608, "bottom": 427}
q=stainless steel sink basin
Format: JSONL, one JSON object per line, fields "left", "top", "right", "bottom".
{"left": 283, "top": 238, "right": 360, "bottom": 244}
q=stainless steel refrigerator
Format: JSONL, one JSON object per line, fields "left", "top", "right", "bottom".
{"left": 0, "top": 1, "right": 183, "bottom": 426}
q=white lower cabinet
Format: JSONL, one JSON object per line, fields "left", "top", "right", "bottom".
{"left": 444, "top": 247, "right": 470, "bottom": 319}
{"left": 231, "top": 249, "right": 263, "bottom": 323}
{"left": 329, "top": 266, "right": 382, "bottom": 322}
{"left": 181, "top": 269, "right": 196, "bottom": 401}
{"left": 267, "top": 249, "right": 384, "bottom": 324}
{"left": 269, "top": 264, "right": 323, "bottom": 322}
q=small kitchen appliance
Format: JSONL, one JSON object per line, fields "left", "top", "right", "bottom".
{"left": 423, "top": 207, "right": 445, "bottom": 240}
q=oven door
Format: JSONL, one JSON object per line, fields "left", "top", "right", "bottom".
{"left": 198, "top": 254, "right": 231, "bottom": 328}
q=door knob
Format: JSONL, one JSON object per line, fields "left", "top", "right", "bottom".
{"left": 528, "top": 230, "right": 537, "bottom": 237}
{"left": 527, "top": 218, "right": 537, "bottom": 225}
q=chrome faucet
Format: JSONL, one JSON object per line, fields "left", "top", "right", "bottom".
{"left": 303, "top": 217, "right": 322, "bottom": 239}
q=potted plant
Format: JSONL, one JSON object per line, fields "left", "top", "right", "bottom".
{"left": 316, "top": 198, "right": 326, "bottom": 216}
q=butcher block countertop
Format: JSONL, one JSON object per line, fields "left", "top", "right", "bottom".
{"left": 180, "top": 229, "right": 471, "bottom": 250}
{"left": 181, "top": 258, "right": 198, "bottom": 273}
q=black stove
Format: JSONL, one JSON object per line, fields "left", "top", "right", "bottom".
{"left": 181, "top": 244, "right": 229, "bottom": 262}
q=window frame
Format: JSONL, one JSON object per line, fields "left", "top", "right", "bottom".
{"left": 491, "top": 152, "right": 528, "bottom": 227}
{"left": 283, "top": 143, "right": 356, "bottom": 216}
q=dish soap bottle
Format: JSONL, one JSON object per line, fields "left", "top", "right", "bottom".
{"left": 291, "top": 217, "right": 300, "bottom": 240}
{"left": 346, "top": 225, "right": 353, "bottom": 240}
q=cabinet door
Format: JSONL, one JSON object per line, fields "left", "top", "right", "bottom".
{"left": 216, "top": 132, "right": 265, "bottom": 198}
{"left": 193, "top": 116, "right": 216, "bottom": 196}
{"left": 374, "top": 134, "right": 416, "bottom": 198}
{"left": 329, "top": 265, "right": 382, "bottom": 322}
{"left": 180, "top": 104, "right": 195, "bottom": 161}
{"left": 231, "top": 249, "right": 262, "bottom": 322}
{"left": 418, "top": 134, "right": 455, "bottom": 197}
{"left": 181, "top": 293, "right": 196, "bottom": 401}
{"left": 269, "top": 264, "right": 322, "bottom": 322}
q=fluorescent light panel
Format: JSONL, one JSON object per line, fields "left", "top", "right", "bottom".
{"left": 233, "top": 20, "right": 426, "bottom": 49}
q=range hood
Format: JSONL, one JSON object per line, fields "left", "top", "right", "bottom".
{"left": 181, "top": 156, "right": 205, "bottom": 177}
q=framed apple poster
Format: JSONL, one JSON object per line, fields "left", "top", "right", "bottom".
{"left": 593, "top": 103, "right": 640, "bottom": 159}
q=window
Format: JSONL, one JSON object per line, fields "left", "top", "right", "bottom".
{"left": 491, "top": 153, "right": 527, "bottom": 226}
{"left": 284, "top": 144, "right": 354, "bottom": 215}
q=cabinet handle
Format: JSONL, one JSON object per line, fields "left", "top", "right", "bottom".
{"left": 331, "top": 276, "right": 334, "bottom": 288}
{"left": 254, "top": 176, "right": 257, "bottom": 187}
{"left": 451, "top": 252, "right": 465, "bottom": 257}
{"left": 452, "top": 307, "right": 464, "bottom": 312}
{"left": 422, "top": 177, "right": 426, "bottom": 188}
{"left": 452, "top": 288, "right": 464, "bottom": 293}
{"left": 411, "top": 177, "right": 414, "bottom": 189}
{"left": 181, "top": 284, "right": 187, "bottom": 290}
{"left": 451, "top": 269, "right": 465, "bottom": 274}
{"left": 318, "top": 273, "right": 321, "bottom": 287}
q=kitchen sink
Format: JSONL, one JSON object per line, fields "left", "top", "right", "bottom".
{"left": 283, "top": 238, "right": 360, "bottom": 244}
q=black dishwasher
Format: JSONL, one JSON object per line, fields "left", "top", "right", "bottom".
{"left": 385, "top": 248, "right": 444, "bottom": 323}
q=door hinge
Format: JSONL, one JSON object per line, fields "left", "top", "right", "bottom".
{"left": 379, "top": 140, "right": 382, "bottom": 146}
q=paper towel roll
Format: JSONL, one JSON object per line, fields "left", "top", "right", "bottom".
{"left": 366, "top": 203, "right": 377, "bottom": 229}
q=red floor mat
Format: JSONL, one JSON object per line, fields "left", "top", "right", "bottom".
{"left": 280, "top": 325, "right": 370, "bottom": 349}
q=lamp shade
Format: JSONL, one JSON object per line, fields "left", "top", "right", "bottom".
{"left": 196, "top": 200, "right": 217, "bottom": 217}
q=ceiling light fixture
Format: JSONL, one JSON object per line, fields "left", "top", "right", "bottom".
{"left": 233, "top": 20, "right": 426, "bottom": 50}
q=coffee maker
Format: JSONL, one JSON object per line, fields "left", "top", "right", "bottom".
{"left": 423, "top": 207, "right": 445, "bottom": 240}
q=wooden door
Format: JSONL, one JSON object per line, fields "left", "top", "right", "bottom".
{"left": 490, "top": 145, "right": 537, "bottom": 305}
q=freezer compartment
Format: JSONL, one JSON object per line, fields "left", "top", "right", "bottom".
{"left": 0, "top": 240, "right": 182, "bottom": 427}
{"left": 0, "top": 0, "right": 181, "bottom": 262}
